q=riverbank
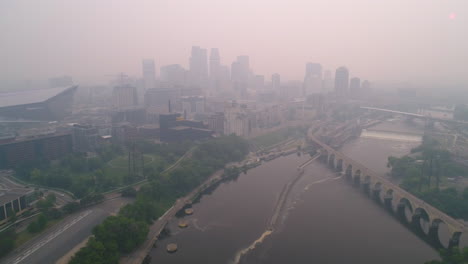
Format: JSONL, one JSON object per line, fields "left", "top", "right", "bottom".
{"left": 120, "top": 169, "right": 226, "bottom": 264}
{"left": 123, "top": 143, "right": 301, "bottom": 264}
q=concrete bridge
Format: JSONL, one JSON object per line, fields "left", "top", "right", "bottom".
{"left": 308, "top": 133, "right": 467, "bottom": 248}
{"left": 361, "top": 106, "right": 468, "bottom": 126}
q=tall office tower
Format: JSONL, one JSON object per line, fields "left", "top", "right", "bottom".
{"left": 160, "top": 64, "right": 187, "bottom": 86}
{"left": 209, "top": 48, "right": 221, "bottom": 79}
{"left": 361, "top": 80, "right": 371, "bottom": 95}
{"left": 219, "top": 65, "right": 230, "bottom": 81}
{"left": 334, "top": 67, "right": 349, "bottom": 95}
{"left": 349, "top": 77, "right": 361, "bottom": 97}
{"left": 323, "top": 70, "right": 333, "bottom": 92}
{"left": 112, "top": 84, "right": 138, "bottom": 109}
{"left": 231, "top": 56, "right": 250, "bottom": 82}
{"left": 189, "top": 46, "right": 208, "bottom": 86}
{"left": 304, "top": 63, "right": 323, "bottom": 96}
{"left": 231, "top": 62, "right": 241, "bottom": 82}
{"left": 231, "top": 56, "right": 250, "bottom": 98}
{"left": 253, "top": 75, "right": 265, "bottom": 90}
{"left": 305, "top": 63, "right": 322, "bottom": 77}
{"left": 142, "top": 59, "right": 156, "bottom": 90}
{"left": 272, "top": 73, "right": 280, "bottom": 91}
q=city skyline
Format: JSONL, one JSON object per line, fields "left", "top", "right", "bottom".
{"left": 1, "top": 0, "right": 466, "bottom": 87}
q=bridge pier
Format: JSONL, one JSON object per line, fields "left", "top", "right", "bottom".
{"left": 363, "top": 182, "right": 370, "bottom": 196}
{"left": 311, "top": 140, "right": 466, "bottom": 250}
{"left": 372, "top": 189, "right": 381, "bottom": 204}
{"left": 328, "top": 158, "right": 335, "bottom": 170}
{"left": 428, "top": 222, "right": 444, "bottom": 249}
{"left": 336, "top": 160, "right": 343, "bottom": 172}
{"left": 411, "top": 213, "right": 426, "bottom": 236}
{"left": 449, "top": 232, "right": 462, "bottom": 249}
{"left": 397, "top": 203, "right": 409, "bottom": 223}
{"left": 353, "top": 176, "right": 361, "bottom": 187}
{"left": 384, "top": 197, "right": 393, "bottom": 212}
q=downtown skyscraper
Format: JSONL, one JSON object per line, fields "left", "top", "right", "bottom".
{"left": 189, "top": 46, "right": 208, "bottom": 87}
{"left": 334, "top": 66, "right": 349, "bottom": 96}
{"left": 142, "top": 59, "right": 156, "bottom": 90}
{"left": 304, "top": 63, "right": 323, "bottom": 96}
{"left": 209, "top": 48, "right": 221, "bottom": 79}
{"left": 349, "top": 77, "right": 361, "bottom": 97}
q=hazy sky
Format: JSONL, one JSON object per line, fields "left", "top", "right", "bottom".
{"left": 1, "top": 0, "right": 467, "bottom": 85}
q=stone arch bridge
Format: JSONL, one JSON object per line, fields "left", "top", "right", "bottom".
{"left": 308, "top": 134, "right": 467, "bottom": 248}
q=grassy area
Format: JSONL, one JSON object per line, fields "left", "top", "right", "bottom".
{"left": 252, "top": 128, "right": 292, "bottom": 148}
{"left": 107, "top": 155, "right": 154, "bottom": 168}
{"left": 251, "top": 126, "right": 304, "bottom": 149}
{"left": 15, "top": 218, "right": 63, "bottom": 247}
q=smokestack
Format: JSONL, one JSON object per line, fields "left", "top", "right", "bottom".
{"left": 168, "top": 100, "right": 171, "bottom": 113}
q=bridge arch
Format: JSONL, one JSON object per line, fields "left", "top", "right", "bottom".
{"left": 398, "top": 197, "right": 414, "bottom": 223}
{"left": 429, "top": 219, "right": 448, "bottom": 248}
{"left": 362, "top": 175, "right": 372, "bottom": 194}
{"left": 309, "top": 137, "right": 466, "bottom": 251}
{"left": 328, "top": 154, "right": 336, "bottom": 169}
{"left": 413, "top": 207, "right": 431, "bottom": 235}
{"left": 427, "top": 219, "right": 463, "bottom": 249}
{"left": 372, "top": 182, "right": 383, "bottom": 202}
{"left": 320, "top": 149, "right": 329, "bottom": 163}
{"left": 353, "top": 170, "right": 362, "bottom": 185}
{"left": 345, "top": 164, "right": 353, "bottom": 179}
{"left": 336, "top": 159, "right": 344, "bottom": 172}
{"left": 384, "top": 188, "right": 394, "bottom": 210}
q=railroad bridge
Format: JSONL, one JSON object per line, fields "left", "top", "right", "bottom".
{"left": 308, "top": 133, "right": 467, "bottom": 248}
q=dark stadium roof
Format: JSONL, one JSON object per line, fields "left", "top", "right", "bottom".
{"left": 0, "top": 86, "right": 76, "bottom": 108}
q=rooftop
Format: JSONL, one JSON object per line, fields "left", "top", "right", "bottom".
{"left": 0, "top": 188, "right": 33, "bottom": 205}
{"left": 0, "top": 86, "right": 76, "bottom": 108}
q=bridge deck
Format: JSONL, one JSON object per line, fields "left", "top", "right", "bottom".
{"left": 309, "top": 134, "right": 466, "bottom": 233}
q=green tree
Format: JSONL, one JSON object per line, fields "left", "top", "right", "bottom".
{"left": 69, "top": 237, "right": 119, "bottom": 264}
{"left": 0, "top": 228, "right": 16, "bottom": 258}
{"left": 425, "top": 247, "right": 468, "bottom": 264}
{"left": 92, "top": 215, "right": 148, "bottom": 254}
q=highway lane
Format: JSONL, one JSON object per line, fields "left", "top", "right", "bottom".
{"left": 0, "top": 197, "right": 133, "bottom": 264}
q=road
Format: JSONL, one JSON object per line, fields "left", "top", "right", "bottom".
{"left": 0, "top": 197, "right": 133, "bottom": 264}
{"left": 0, "top": 170, "right": 74, "bottom": 208}
{"left": 121, "top": 169, "right": 225, "bottom": 264}
{"left": 0, "top": 146, "right": 197, "bottom": 264}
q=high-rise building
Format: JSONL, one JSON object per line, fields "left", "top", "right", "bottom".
{"left": 231, "top": 56, "right": 250, "bottom": 82}
{"left": 304, "top": 63, "right": 323, "bottom": 95}
{"left": 112, "top": 85, "right": 138, "bottom": 109}
{"left": 209, "top": 48, "right": 220, "bottom": 79}
{"left": 189, "top": 46, "right": 208, "bottom": 86}
{"left": 361, "top": 80, "right": 371, "bottom": 95}
{"left": 72, "top": 124, "right": 99, "bottom": 153}
{"left": 334, "top": 67, "right": 349, "bottom": 95}
{"left": 349, "top": 77, "right": 361, "bottom": 97}
{"left": 305, "top": 63, "right": 322, "bottom": 77}
{"left": 224, "top": 102, "right": 251, "bottom": 137}
{"left": 142, "top": 59, "right": 156, "bottom": 90}
{"left": 323, "top": 70, "right": 333, "bottom": 92}
{"left": 219, "top": 65, "right": 230, "bottom": 81}
{"left": 160, "top": 64, "right": 187, "bottom": 86}
{"left": 207, "top": 112, "right": 224, "bottom": 134}
{"left": 272, "top": 73, "right": 280, "bottom": 91}
{"left": 253, "top": 75, "right": 264, "bottom": 90}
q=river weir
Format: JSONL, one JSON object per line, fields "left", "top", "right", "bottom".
{"left": 149, "top": 119, "right": 439, "bottom": 264}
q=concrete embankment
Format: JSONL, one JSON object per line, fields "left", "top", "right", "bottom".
{"left": 268, "top": 153, "right": 319, "bottom": 229}
{"left": 232, "top": 154, "right": 320, "bottom": 264}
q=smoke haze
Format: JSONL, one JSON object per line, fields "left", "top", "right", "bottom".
{"left": 1, "top": 0, "right": 466, "bottom": 85}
